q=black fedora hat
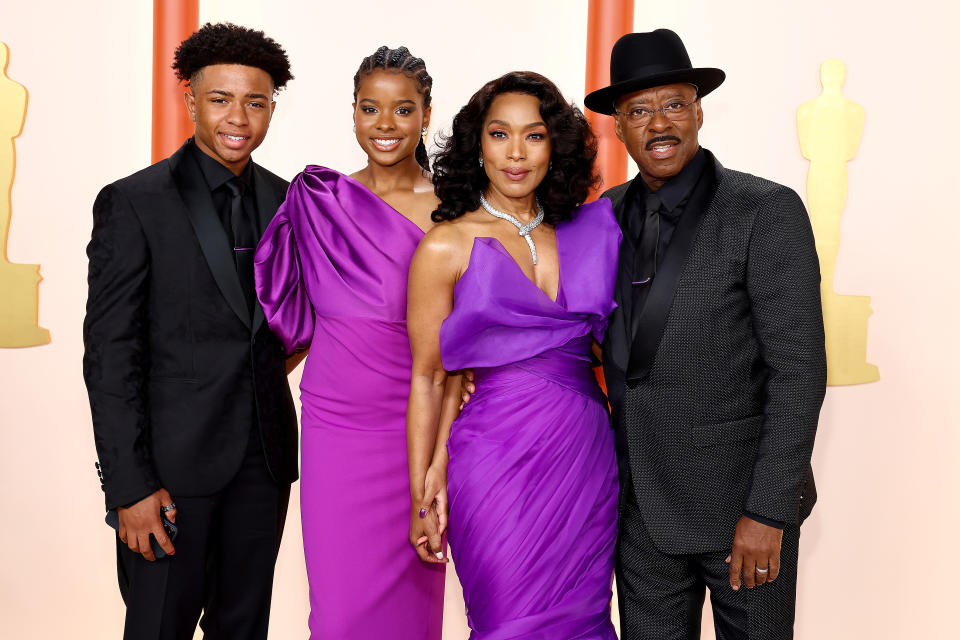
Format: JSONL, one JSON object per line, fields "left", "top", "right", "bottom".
{"left": 584, "top": 29, "right": 725, "bottom": 115}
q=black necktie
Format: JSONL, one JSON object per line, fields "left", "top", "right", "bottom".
{"left": 630, "top": 192, "right": 661, "bottom": 336}
{"left": 225, "top": 177, "right": 256, "bottom": 317}
{"left": 635, "top": 192, "right": 661, "bottom": 283}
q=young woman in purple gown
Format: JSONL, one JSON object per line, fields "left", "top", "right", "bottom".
{"left": 407, "top": 72, "right": 622, "bottom": 639}
{"left": 254, "top": 46, "right": 447, "bottom": 639}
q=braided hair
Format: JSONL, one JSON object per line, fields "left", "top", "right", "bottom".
{"left": 353, "top": 46, "right": 433, "bottom": 171}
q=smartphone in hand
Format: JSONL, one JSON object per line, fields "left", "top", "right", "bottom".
{"left": 105, "top": 509, "right": 179, "bottom": 559}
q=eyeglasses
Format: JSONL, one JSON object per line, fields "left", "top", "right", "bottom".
{"left": 613, "top": 99, "right": 698, "bottom": 127}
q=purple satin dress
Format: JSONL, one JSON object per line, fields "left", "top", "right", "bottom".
{"left": 254, "top": 167, "right": 444, "bottom": 640}
{"left": 440, "top": 199, "right": 622, "bottom": 639}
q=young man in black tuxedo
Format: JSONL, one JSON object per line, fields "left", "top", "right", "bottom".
{"left": 584, "top": 30, "right": 827, "bottom": 639}
{"left": 83, "top": 23, "right": 299, "bottom": 639}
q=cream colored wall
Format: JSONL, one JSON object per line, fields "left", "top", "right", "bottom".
{"left": 0, "top": 1, "right": 957, "bottom": 639}
{"left": 1, "top": 3, "right": 154, "bottom": 639}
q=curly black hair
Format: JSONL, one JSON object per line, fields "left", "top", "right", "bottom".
{"left": 172, "top": 22, "right": 293, "bottom": 93}
{"left": 431, "top": 71, "right": 598, "bottom": 224}
{"left": 353, "top": 46, "right": 433, "bottom": 171}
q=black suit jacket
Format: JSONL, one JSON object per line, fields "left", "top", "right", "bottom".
{"left": 83, "top": 140, "right": 298, "bottom": 510}
{"left": 602, "top": 150, "right": 826, "bottom": 555}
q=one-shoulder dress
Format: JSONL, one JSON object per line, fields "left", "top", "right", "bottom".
{"left": 254, "top": 167, "right": 444, "bottom": 640}
{"left": 440, "top": 198, "right": 622, "bottom": 639}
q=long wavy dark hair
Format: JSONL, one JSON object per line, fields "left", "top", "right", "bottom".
{"left": 431, "top": 71, "right": 598, "bottom": 224}
{"left": 353, "top": 46, "right": 433, "bottom": 171}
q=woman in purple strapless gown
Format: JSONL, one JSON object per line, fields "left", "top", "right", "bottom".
{"left": 407, "top": 72, "right": 621, "bottom": 639}
{"left": 254, "top": 47, "right": 445, "bottom": 639}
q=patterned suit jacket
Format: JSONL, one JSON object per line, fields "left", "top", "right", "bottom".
{"left": 601, "top": 149, "right": 826, "bottom": 555}
{"left": 83, "top": 140, "right": 299, "bottom": 510}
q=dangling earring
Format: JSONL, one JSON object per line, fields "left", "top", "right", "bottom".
{"left": 353, "top": 124, "right": 356, "bottom": 133}
{"left": 549, "top": 160, "right": 553, "bottom": 171}
{"left": 479, "top": 156, "right": 484, "bottom": 168}
{"left": 421, "top": 127, "right": 428, "bottom": 144}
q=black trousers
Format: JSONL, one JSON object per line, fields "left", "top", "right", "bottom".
{"left": 616, "top": 485, "right": 800, "bottom": 640}
{"left": 116, "top": 433, "right": 290, "bottom": 640}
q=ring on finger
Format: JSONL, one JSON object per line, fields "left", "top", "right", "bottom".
{"left": 755, "top": 567, "right": 769, "bottom": 574}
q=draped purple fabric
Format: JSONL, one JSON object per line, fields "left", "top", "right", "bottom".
{"left": 254, "top": 166, "right": 444, "bottom": 640}
{"left": 441, "top": 199, "right": 622, "bottom": 639}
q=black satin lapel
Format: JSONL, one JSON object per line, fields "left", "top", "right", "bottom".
{"left": 610, "top": 187, "right": 630, "bottom": 227}
{"left": 250, "top": 164, "right": 283, "bottom": 335}
{"left": 252, "top": 163, "right": 282, "bottom": 241}
{"left": 626, "top": 162, "right": 719, "bottom": 383}
{"left": 607, "top": 238, "right": 634, "bottom": 372}
{"left": 172, "top": 148, "right": 252, "bottom": 329}
{"left": 251, "top": 290, "right": 266, "bottom": 337}
{"left": 601, "top": 183, "right": 634, "bottom": 373}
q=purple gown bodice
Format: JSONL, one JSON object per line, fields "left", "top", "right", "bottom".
{"left": 439, "top": 198, "right": 622, "bottom": 640}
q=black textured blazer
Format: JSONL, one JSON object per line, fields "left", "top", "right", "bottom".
{"left": 601, "top": 149, "right": 826, "bottom": 555}
{"left": 83, "top": 140, "right": 298, "bottom": 510}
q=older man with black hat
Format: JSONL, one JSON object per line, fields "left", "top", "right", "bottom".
{"left": 585, "top": 29, "right": 826, "bottom": 638}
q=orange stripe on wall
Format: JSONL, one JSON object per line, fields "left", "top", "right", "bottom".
{"left": 585, "top": 0, "right": 633, "bottom": 393}
{"left": 152, "top": 0, "right": 199, "bottom": 163}
{"left": 584, "top": 0, "right": 634, "bottom": 201}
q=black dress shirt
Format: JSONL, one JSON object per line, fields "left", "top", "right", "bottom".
{"left": 188, "top": 139, "right": 259, "bottom": 246}
{"left": 623, "top": 147, "right": 707, "bottom": 331}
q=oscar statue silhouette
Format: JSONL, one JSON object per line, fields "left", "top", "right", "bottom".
{"left": 0, "top": 41, "right": 49, "bottom": 347}
{"left": 797, "top": 59, "right": 878, "bottom": 385}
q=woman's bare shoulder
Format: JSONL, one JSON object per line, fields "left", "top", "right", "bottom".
{"left": 420, "top": 219, "right": 466, "bottom": 254}
{"left": 418, "top": 212, "right": 490, "bottom": 273}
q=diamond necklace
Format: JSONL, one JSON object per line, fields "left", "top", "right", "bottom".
{"left": 478, "top": 193, "right": 546, "bottom": 265}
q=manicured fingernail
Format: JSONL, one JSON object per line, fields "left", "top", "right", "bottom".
{"left": 419, "top": 508, "right": 427, "bottom": 519}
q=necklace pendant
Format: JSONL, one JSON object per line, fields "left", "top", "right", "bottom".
{"left": 479, "top": 193, "right": 546, "bottom": 266}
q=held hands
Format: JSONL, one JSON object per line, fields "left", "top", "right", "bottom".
{"left": 459, "top": 370, "right": 475, "bottom": 409}
{"left": 409, "top": 464, "right": 449, "bottom": 564}
{"left": 725, "top": 515, "right": 782, "bottom": 590}
{"left": 117, "top": 488, "right": 177, "bottom": 562}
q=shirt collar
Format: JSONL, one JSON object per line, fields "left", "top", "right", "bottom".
{"left": 188, "top": 138, "right": 253, "bottom": 192}
{"left": 631, "top": 147, "right": 707, "bottom": 216}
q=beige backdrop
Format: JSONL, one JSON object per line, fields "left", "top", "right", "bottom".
{"left": 1, "top": 1, "right": 958, "bottom": 638}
